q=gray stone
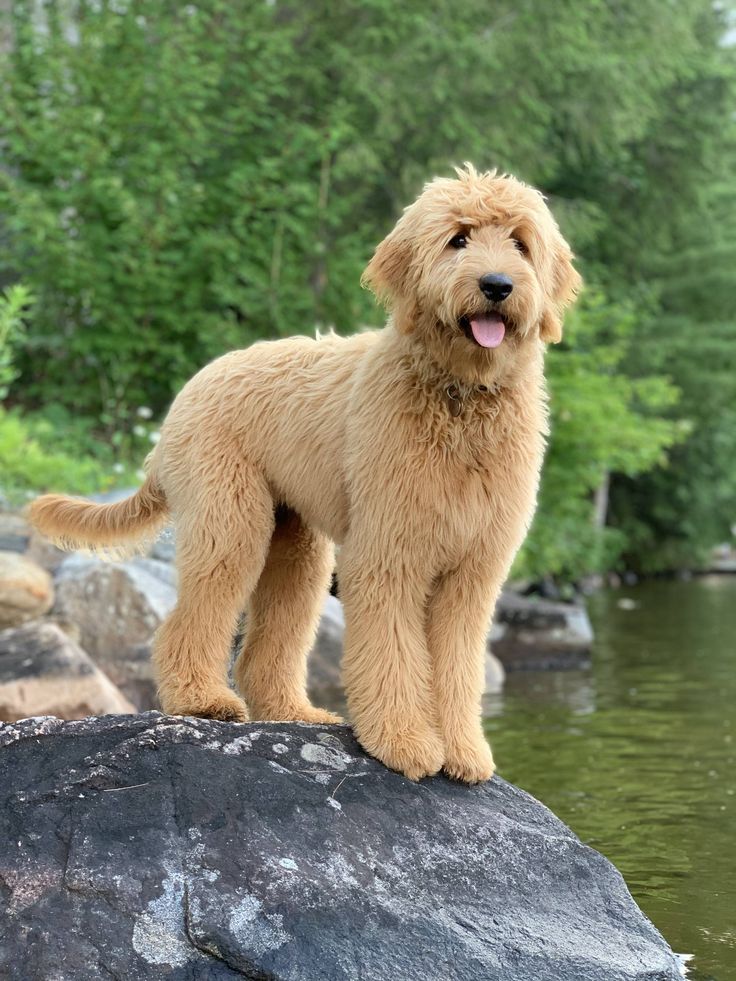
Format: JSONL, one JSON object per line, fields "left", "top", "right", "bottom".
{"left": 25, "top": 528, "right": 67, "bottom": 574}
{"left": 0, "top": 551, "right": 54, "bottom": 629}
{"left": 0, "top": 713, "right": 680, "bottom": 980}
{"left": 115, "top": 641, "right": 160, "bottom": 711}
{"left": 0, "top": 621, "right": 135, "bottom": 721}
{"left": 0, "top": 508, "right": 67, "bottom": 570}
{"left": 53, "top": 554, "right": 177, "bottom": 706}
{"left": 0, "top": 513, "right": 31, "bottom": 553}
{"left": 492, "top": 591, "right": 593, "bottom": 671}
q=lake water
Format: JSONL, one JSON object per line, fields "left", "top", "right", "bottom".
{"left": 484, "top": 577, "right": 736, "bottom": 980}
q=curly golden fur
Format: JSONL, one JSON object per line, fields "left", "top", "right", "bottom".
{"left": 28, "top": 165, "right": 580, "bottom": 782}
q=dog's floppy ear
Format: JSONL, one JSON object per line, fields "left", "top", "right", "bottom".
{"left": 540, "top": 237, "right": 582, "bottom": 344}
{"left": 362, "top": 225, "right": 408, "bottom": 301}
{"left": 361, "top": 220, "right": 419, "bottom": 334}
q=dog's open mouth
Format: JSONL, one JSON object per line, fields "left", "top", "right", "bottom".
{"left": 459, "top": 312, "right": 508, "bottom": 349}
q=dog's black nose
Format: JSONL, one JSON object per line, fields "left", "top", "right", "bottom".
{"left": 479, "top": 273, "right": 513, "bottom": 302}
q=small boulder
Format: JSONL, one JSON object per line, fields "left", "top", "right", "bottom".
{"left": 0, "top": 621, "right": 135, "bottom": 721}
{"left": 25, "top": 528, "right": 68, "bottom": 573}
{"left": 492, "top": 591, "right": 593, "bottom": 670}
{"left": 111, "top": 640, "right": 160, "bottom": 711}
{"left": 0, "top": 713, "right": 681, "bottom": 980}
{"left": 0, "top": 512, "right": 31, "bottom": 553}
{"left": 53, "top": 554, "right": 177, "bottom": 706}
{"left": 0, "top": 551, "right": 54, "bottom": 629}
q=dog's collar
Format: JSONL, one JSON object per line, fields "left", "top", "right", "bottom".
{"left": 444, "top": 380, "right": 501, "bottom": 417}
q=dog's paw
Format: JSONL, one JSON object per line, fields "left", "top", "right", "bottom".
{"left": 360, "top": 727, "right": 445, "bottom": 781}
{"left": 250, "top": 703, "right": 344, "bottom": 725}
{"left": 290, "top": 706, "right": 344, "bottom": 725}
{"left": 162, "top": 687, "right": 249, "bottom": 724}
{"left": 443, "top": 738, "right": 495, "bottom": 784}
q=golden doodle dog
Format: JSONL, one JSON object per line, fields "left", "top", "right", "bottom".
{"left": 29, "top": 165, "right": 580, "bottom": 783}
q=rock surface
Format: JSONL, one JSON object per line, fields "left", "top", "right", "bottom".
{"left": 0, "top": 621, "right": 135, "bottom": 721}
{"left": 0, "top": 713, "right": 680, "bottom": 980}
{"left": 0, "top": 550, "right": 54, "bottom": 629}
{"left": 492, "top": 591, "right": 593, "bottom": 670}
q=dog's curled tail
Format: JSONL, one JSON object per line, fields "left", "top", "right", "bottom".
{"left": 27, "top": 477, "right": 168, "bottom": 558}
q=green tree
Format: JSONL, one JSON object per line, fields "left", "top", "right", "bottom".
{"left": 1, "top": 0, "right": 734, "bottom": 575}
{"left": 518, "top": 290, "right": 684, "bottom": 580}
{"left": 0, "top": 283, "right": 33, "bottom": 399}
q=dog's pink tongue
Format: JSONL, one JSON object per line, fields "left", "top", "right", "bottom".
{"left": 470, "top": 315, "right": 506, "bottom": 348}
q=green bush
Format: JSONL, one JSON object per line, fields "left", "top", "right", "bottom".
{"left": 1, "top": 285, "right": 146, "bottom": 502}
{"left": 0, "top": 407, "right": 132, "bottom": 504}
{"left": 0, "top": 284, "right": 34, "bottom": 399}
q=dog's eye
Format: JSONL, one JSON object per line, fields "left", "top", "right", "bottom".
{"left": 513, "top": 238, "right": 529, "bottom": 256}
{"left": 448, "top": 233, "right": 468, "bottom": 249}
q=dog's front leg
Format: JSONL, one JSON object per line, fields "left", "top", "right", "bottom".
{"left": 339, "top": 544, "right": 444, "bottom": 781}
{"left": 427, "top": 558, "right": 500, "bottom": 784}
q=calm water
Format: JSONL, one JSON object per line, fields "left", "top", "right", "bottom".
{"left": 484, "top": 577, "right": 736, "bottom": 981}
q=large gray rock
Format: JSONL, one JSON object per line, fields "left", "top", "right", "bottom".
{"left": 0, "top": 621, "right": 135, "bottom": 721}
{"left": 0, "top": 713, "right": 680, "bottom": 980}
{"left": 0, "top": 551, "right": 54, "bottom": 629}
{"left": 492, "top": 591, "right": 594, "bottom": 670}
{"left": 0, "top": 504, "right": 65, "bottom": 573}
{"left": 53, "top": 554, "right": 176, "bottom": 706}
{"left": 25, "top": 529, "right": 67, "bottom": 574}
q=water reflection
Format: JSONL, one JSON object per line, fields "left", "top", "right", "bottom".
{"left": 484, "top": 669, "right": 597, "bottom": 718}
{"left": 484, "top": 577, "right": 736, "bottom": 981}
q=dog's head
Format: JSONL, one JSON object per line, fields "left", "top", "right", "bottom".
{"left": 363, "top": 165, "right": 581, "bottom": 382}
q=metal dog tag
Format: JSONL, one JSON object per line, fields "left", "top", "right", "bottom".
{"left": 445, "top": 385, "right": 463, "bottom": 417}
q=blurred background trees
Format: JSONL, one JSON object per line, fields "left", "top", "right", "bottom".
{"left": 1, "top": 0, "right": 734, "bottom": 580}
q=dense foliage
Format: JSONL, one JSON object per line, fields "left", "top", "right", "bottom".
{"left": 1, "top": 0, "right": 734, "bottom": 577}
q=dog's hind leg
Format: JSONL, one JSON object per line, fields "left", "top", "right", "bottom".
{"left": 233, "top": 507, "right": 342, "bottom": 724}
{"left": 153, "top": 459, "right": 274, "bottom": 723}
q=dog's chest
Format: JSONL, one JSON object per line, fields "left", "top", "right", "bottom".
{"left": 422, "top": 399, "right": 545, "bottom": 559}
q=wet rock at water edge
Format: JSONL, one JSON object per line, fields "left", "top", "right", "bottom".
{"left": 492, "top": 590, "right": 594, "bottom": 670}
{"left": 0, "top": 713, "right": 681, "bottom": 980}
